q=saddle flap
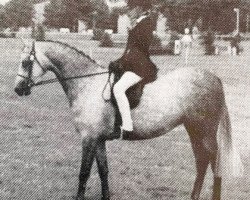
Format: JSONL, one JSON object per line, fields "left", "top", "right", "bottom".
{"left": 110, "top": 80, "right": 144, "bottom": 110}
{"left": 126, "top": 83, "right": 143, "bottom": 109}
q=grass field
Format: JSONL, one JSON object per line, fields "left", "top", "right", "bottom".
{"left": 0, "top": 38, "right": 250, "bottom": 200}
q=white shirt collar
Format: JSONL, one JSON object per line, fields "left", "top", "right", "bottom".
{"left": 136, "top": 15, "right": 148, "bottom": 23}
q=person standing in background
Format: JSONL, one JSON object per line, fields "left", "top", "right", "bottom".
{"left": 181, "top": 28, "right": 192, "bottom": 67}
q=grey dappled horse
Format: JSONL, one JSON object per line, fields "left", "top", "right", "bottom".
{"left": 14, "top": 40, "right": 243, "bottom": 200}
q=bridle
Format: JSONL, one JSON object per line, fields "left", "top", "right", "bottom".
{"left": 17, "top": 41, "right": 44, "bottom": 87}
{"left": 17, "top": 41, "right": 110, "bottom": 89}
{"left": 17, "top": 41, "right": 114, "bottom": 102}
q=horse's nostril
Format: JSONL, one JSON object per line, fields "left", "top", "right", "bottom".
{"left": 24, "top": 88, "right": 31, "bottom": 96}
{"left": 14, "top": 87, "right": 24, "bottom": 96}
{"left": 15, "top": 86, "right": 31, "bottom": 96}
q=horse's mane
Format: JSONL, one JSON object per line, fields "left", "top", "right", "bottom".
{"left": 46, "top": 40, "right": 97, "bottom": 64}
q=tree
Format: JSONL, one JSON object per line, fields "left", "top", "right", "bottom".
{"left": 44, "top": 0, "right": 66, "bottom": 30}
{"left": 4, "top": 0, "right": 33, "bottom": 31}
{"left": 43, "top": 0, "right": 250, "bottom": 33}
{"left": 0, "top": 5, "right": 6, "bottom": 30}
{"left": 157, "top": 0, "right": 249, "bottom": 33}
{"left": 61, "top": 0, "right": 80, "bottom": 31}
{"left": 44, "top": 0, "right": 67, "bottom": 30}
{"left": 89, "top": 0, "right": 110, "bottom": 29}
{"left": 32, "top": 0, "right": 47, "bottom": 3}
{"left": 44, "top": 0, "right": 96, "bottom": 31}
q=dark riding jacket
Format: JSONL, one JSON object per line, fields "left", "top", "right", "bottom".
{"left": 116, "top": 15, "right": 158, "bottom": 83}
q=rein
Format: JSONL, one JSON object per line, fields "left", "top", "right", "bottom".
{"left": 32, "top": 71, "right": 109, "bottom": 87}
{"left": 19, "top": 42, "right": 109, "bottom": 87}
{"left": 32, "top": 64, "right": 112, "bottom": 102}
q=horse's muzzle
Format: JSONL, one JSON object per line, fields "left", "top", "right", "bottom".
{"left": 14, "top": 86, "right": 31, "bottom": 96}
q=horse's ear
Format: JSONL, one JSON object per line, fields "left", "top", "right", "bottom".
{"left": 31, "top": 40, "right": 35, "bottom": 51}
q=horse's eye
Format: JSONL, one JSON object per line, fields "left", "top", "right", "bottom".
{"left": 22, "top": 60, "right": 33, "bottom": 69}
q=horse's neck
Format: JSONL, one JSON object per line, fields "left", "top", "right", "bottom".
{"left": 40, "top": 42, "right": 110, "bottom": 110}
{"left": 55, "top": 62, "right": 107, "bottom": 107}
{"left": 52, "top": 57, "right": 100, "bottom": 80}
{"left": 45, "top": 46, "right": 103, "bottom": 101}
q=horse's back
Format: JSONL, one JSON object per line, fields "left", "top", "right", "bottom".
{"left": 133, "top": 68, "right": 223, "bottom": 127}
{"left": 151, "top": 67, "right": 221, "bottom": 91}
{"left": 142, "top": 67, "right": 222, "bottom": 101}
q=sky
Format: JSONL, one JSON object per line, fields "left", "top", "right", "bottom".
{"left": 0, "top": 0, "right": 10, "bottom": 5}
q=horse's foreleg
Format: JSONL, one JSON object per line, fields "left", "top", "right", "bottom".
{"left": 77, "top": 135, "right": 98, "bottom": 200}
{"left": 96, "top": 139, "right": 110, "bottom": 200}
{"left": 211, "top": 176, "right": 222, "bottom": 200}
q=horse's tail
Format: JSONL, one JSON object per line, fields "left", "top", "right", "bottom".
{"left": 215, "top": 102, "right": 244, "bottom": 178}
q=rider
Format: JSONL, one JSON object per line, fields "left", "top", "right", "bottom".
{"left": 113, "top": 0, "right": 158, "bottom": 136}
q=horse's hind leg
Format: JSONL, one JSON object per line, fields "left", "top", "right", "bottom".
{"left": 185, "top": 118, "right": 221, "bottom": 200}
{"left": 184, "top": 123, "right": 210, "bottom": 200}
{"left": 96, "top": 139, "right": 110, "bottom": 200}
{"left": 210, "top": 152, "right": 222, "bottom": 200}
{"left": 202, "top": 124, "right": 221, "bottom": 200}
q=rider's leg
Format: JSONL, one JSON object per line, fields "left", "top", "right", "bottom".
{"left": 113, "top": 71, "right": 142, "bottom": 131}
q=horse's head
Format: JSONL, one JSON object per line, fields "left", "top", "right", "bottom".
{"left": 15, "top": 39, "right": 102, "bottom": 97}
{"left": 14, "top": 39, "right": 50, "bottom": 96}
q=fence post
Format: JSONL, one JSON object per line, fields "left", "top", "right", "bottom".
{"left": 174, "top": 40, "right": 181, "bottom": 55}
